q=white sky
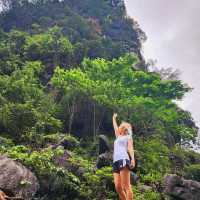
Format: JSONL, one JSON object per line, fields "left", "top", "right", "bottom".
{"left": 124, "top": 0, "right": 200, "bottom": 127}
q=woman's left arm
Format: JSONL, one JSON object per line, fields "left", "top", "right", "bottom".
{"left": 127, "top": 137, "right": 135, "bottom": 168}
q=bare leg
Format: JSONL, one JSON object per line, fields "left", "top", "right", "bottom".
{"left": 120, "top": 167, "right": 134, "bottom": 200}
{"left": 113, "top": 172, "right": 127, "bottom": 200}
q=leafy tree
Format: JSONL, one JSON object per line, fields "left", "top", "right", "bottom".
{"left": 0, "top": 2, "right": 199, "bottom": 199}
{"left": 51, "top": 54, "right": 197, "bottom": 142}
{"left": 24, "top": 26, "right": 74, "bottom": 68}
{"left": 0, "top": 61, "right": 62, "bottom": 141}
{"left": 0, "top": 0, "right": 145, "bottom": 60}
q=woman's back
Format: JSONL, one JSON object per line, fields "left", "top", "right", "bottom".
{"left": 113, "top": 135, "right": 131, "bottom": 162}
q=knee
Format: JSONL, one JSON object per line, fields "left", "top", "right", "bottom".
{"left": 122, "top": 184, "right": 132, "bottom": 193}
{"left": 115, "top": 184, "right": 123, "bottom": 193}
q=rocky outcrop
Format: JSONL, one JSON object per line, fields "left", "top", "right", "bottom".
{"left": 96, "top": 151, "right": 113, "bottom": 169}
{"left": 163, "top": 174, "right": 200, "bottom": 200}
{"left": 0, "top": 155, "right": 39, "bottom": 200}
{"left": 98, "top": 135, "right": 110, "bottom": 155}
{"left": 96, "top": 135, "right": 112, "bottom": 169}
{"left": 138, "top": 184, "right": 153, "bottom": 192}
{"left": 53, "top": 150, "right": 86, "bottom": 177}
{"left": 169, "top": 153, "right": 185, "bottom": 174}
{"left": 50, "top": 134, "right": 79, "bottom": 150}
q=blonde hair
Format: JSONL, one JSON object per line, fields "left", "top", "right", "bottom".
{"left": 118, "top": 121, "right": 132, "bottom": 135}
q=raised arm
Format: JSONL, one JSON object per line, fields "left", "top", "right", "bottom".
{"left": 112, "top": 113, "right": 119, "bottom": 137}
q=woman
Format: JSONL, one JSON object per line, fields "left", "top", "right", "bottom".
{"left": 112, "top": 113, "right": 135, "bottom": 200}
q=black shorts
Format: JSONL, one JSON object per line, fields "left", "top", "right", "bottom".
{"left": 112, "top": 159, "right": 131, "bottom": 173}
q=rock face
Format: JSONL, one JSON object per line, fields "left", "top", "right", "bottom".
{"left": 98, "top": 135, "right": 110, "bottom": 155}
{"left": 0, "top": 155, "right": 39, "bottom": 200}
{"left": 96, "top": 135, "right": 113, "bottom": 169}
{"left": 169, "top": 153, "right": 185, "bottom": 174}
{"left": 51, "top": 134, "right": 79, "bottom": 150}
{"left": 96, "top": 151, "right": 113, "bottom": 169}
{"left": 53, "top": 150, "right": 86, "bottom": 177}
{"left": 163, "top": 174, "right": 200, "bottom": 200}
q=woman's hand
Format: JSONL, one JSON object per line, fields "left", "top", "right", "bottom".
{"left": 130, "top": 159, "right": 135, "bottom": 169}
{"left": 113, "top": 113, "right": 118, "bottom": 118}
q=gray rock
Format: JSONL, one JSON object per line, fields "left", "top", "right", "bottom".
{"left": 96, "top": 135, "right": 113, "bottom": 169}
{"left": 99, "top": 135, "right": 110, "bottom": 155}
{"left": 96, "top": 151, "right": 113, "bottom": 169}
{"left": 53, "top": 149, "right": 72, "bottom": 167}
{"left": 0, "top": 155, "right": 39, "bottom": 200}
{"left": 138, "top": 184, "right": 153, "bottom": 192}
{"left": 130, "top": 171, "right": 140, "bottom": 185}
{"left": 163, "top": 174, "right": 200, "bottom": 200}
{"left": 53, "top": 150, "right": 86, "bottom": 177}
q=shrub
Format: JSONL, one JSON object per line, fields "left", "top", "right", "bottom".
{"left": 79, "top": 166, "right": 117, "bottom": 200}
{"left": 60, "top": 134, "right": 80, "bottom": 150}
{"left": 133, "top": 187, "right": 161, "bottom": 200}
{"left": 184, "top": 164, "right": 200, "bottom": 182}
{"left": 0, "top": 145, "right": 81, "bottom": 200}
{"left": 136, "top": 138, "right": 170, "bottom": 177}
{"left": 0, "top": 136, "right": 14, "bottom": 148}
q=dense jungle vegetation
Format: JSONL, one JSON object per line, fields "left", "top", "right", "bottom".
{"left": 0, "top": 0, "right": 199, "bottom": 199}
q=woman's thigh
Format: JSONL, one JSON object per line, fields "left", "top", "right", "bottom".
{"left": 120, "top": 166, "right": 131, "bottom": 188}
{"left": 113, "top": 172, "right": 121, "bottom": 188}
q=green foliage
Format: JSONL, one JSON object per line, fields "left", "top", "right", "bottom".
{"left": 51, "top": 54, "right": 196, "bottom": 142}
{"left": 184, "top": 164, "right": 200, "bottom": 182}
{"left": 0, "top": 0, "right": 145, "bottom": 60}
{"left": 0, "top": 145, "right": 81, "bottom": 200}
{"left": 0, "top": 61, "right": 62, "bottom": 141}
{"left": 0, "top": 1, "right": 199, "bottom": 200}
{"left": 0, "top": 102, "right": 37, "bottom": 139}
{"left": 24, "top": 26, "right": 74, "bottom": 67}
{"left": 80, "top": 166, "right": 117, "bottom": 200}
{"left": 0, "top": 142, "right": 117, "bottom": 200}
{"left": 170, "top": 146, "right": 200, "bottom": 177}
{"left": 0, "top": 136, "right": 14, "bottom": 149}
{"left": 1, "top": 145, "right": 60, "bottom": 174}
{"left": 142, "top": 172, "right": 163, "bottom": 185}
{"left": 41, "top": 133, "right": 62, "bottom": 144}
{"left": 133, "top": 187, "right": 162, "bottom": 200}
{"left": 61, "top": 134, "right": 80, "bottom": 150}
{"left": 0, "top": 61, "right": 44, "bottom": 103}
{"left": 171, "top": 146, "right": 200, "bottom": 165}
{"left": 136, "top": 138, "right": 170, "bottom": 184}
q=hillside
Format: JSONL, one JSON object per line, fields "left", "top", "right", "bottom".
{"left": 0, "top": 0, "right": 200, "bottom": 200}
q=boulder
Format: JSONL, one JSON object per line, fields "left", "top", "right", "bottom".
{"left": 96, "top": 151, "right": 113, "bottom": 169}
{"left": 96, "top": 135, "right": 112, "bottom": 169}
{"left": 59, "top": 136, "right": 79, "bottom": 150}
{"left": 169, "top": 153, "right": 184, "bottom": 174}
{"left": 163, "top": 174, "right": 200, "bottom": 200}
{"left": 138, "top": 184, "right": 153, "bottom": 192}
{"left": 53, "top": 149, "right": 72, "bottom": 167}
{"left": 99, "top": 135, "right": 110, "bottom": 155}
{"left": 0, "top": 155, "right": 39, "bottom": 200}
{"left": 130, "top": 171, "right": 140, "bottom": 185}
{"left": 53, "top": 150, "right": 86, "bottom": 177}
{"left": 50, "top": 134, "right": 79, "bottom": 150}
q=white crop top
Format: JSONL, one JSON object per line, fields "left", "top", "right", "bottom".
{"left": 113, "top": 134, "right": 132, "bottom": 162}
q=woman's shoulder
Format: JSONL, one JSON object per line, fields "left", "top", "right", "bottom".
{"left": 126, "top": 134, "right": 133, "bottom": 140}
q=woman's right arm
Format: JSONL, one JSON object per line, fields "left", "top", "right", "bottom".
{"left": 113, "top": 113, "right": 119, "bottom": 137}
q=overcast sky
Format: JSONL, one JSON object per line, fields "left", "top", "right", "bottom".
{"left": 124, "top": 0, "right": 200, "bottom": 127}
